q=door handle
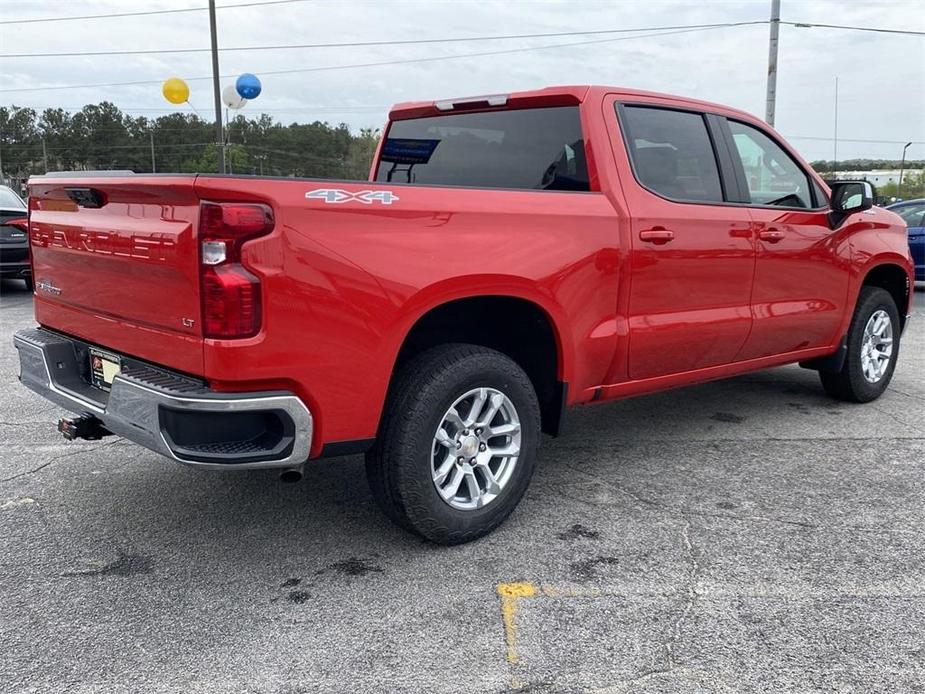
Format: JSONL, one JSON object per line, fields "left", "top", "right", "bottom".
{"left": 639, "top": 228, "right": 674, "bottom": 244}
{"left": 758, "top": 229, "right": 785, "bottom": 243}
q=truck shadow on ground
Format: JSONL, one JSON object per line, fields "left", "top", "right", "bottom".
{"left": 28, "top": 360, "right": 879, "bottom": 578}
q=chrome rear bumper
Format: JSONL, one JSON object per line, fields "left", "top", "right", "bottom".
{"left": 13, "top": 328, "right": 313, "bottom": 470}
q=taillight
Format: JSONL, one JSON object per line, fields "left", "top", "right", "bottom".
{"left": 198, "top": 201, "right": 274, "bottom": 339}
{"left": 1, "top": 217, "right": 28, "bottom": 240}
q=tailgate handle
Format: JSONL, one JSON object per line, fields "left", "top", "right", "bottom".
{"left": 65, "top": 187, "right": 107, "bottom": 208}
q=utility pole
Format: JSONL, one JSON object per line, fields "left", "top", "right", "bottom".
{"left": 42, "top": 139, "right": 48, "bottom": 173}
{"left": 765, "top": 0, "right": 781, "bottom": 126}
{"left": 208, "top": 0, "right": 226, "bottom": 174}
{"left": 898, "top": 141, "right": 912, "bottom": 199}
{"left": 149, "top": 130, "right": 156, "bottom": 173}
{"left": 832, "top": 76, "right": 839, "bottom": 179}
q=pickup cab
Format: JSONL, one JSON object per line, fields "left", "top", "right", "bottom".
{"left": 14, "top": 85, "right": 914, "bottom": 544}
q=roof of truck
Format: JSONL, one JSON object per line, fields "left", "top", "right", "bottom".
{"left": 388, "top": 85, "right": 758, "bottom": 124}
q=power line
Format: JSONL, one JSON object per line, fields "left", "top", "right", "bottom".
{"left": 0, "top": 23, "right": 761, "bottom": 93}
{"left": 0, "top": 0, "right": 310, "bottom": 26}
{"left": 0, "top": 21, "right": 768, "bottom": 58}
{"left": 782, "top": 21, "right": 925, "bottom": 37}
{"left": 2, "top": 17, "right": 920, "bottom": 58}
{"left": 3, "top": 141, "right": 216, "bottom": 150}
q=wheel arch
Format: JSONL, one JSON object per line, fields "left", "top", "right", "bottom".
{"left": 388, "top": 282, "right": 574, "bottom": 436}
{"left": 859, "top": 260, "right": 912, "bottom": 331}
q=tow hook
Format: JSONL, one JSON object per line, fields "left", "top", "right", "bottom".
{"left": 57, "top": 413, "right": 112, "bottom": 441}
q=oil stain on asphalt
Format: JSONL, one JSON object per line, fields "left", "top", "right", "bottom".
{"left": 556, "top": 523, "right": 600, "bottom": 541}
{"left": 569, "top": 556, "right": 620, "bottom": 582}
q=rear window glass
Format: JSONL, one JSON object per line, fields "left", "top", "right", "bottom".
{"left": 0, "top": 187, "right": 25, "bottom": 209}
{"left": 375, "top": 107, "right": 589, "bottom": 191}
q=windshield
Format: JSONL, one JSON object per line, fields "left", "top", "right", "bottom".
{"left": 375, "top": 106, "right": 589, "bottom": 191}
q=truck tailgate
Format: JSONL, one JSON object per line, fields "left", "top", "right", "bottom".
{"left": 28, "top": 175, "right": 204, "bottom": 374}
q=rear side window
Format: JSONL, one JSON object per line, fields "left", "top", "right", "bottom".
{"left": 619, "top": 105, "right": 724, "bottom": 203}
{"left": 728, "top": 120, "right": 814, "bottom": 209}
{"left": 375, "top": 107, "right": 589, "bottom": 191}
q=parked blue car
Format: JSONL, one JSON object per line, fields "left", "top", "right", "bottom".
{"left": 888, "top": 199, "right": 925, "bottom": 281}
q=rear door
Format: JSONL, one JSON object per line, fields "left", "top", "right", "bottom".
{"left": 720, "top": 119, "right": 849, "bottom": 360}
{"left": 28, "top": 175, "right": 205, "bottom": 374}
{"left": 610, "top": 101, "right": 755, "bottom": 381}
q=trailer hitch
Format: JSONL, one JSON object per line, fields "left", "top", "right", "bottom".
{"left": 57, "top": 413, "right": 112, "bottom": 441}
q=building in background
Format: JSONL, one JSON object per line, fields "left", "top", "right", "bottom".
{"left": 833, "top": 169, "right": 924, "bottom": 186}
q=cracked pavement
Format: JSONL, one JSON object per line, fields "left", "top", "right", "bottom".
{"left": 1, "top": 279, "right": 924, "bottom": 693}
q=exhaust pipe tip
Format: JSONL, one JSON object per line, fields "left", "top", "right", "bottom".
{"left": 279, "top": 466, "right": 304, "bottom": 484}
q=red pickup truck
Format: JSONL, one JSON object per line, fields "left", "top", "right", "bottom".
{"left": 14, "top": 85, "right": 913, "bottom": 544}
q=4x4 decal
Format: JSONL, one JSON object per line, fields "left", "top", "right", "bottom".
{"left": 305, "top": 189, "right": 399, "bottom": 205}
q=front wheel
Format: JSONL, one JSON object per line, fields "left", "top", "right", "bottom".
{"left": 366, "top": 344, "right": 541, "bottom": 545}
{"left": 820, "top": 286, "right": 901, "bottom": 402}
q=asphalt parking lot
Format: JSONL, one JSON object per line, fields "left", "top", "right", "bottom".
{"left": 1, "top": 279, "right": 923, "bottom": 694}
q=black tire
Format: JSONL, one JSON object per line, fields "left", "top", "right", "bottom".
{"left": 23, "top": 275, "right": 33, "bottom": 292}
{"left": 819, "top": 286, "right": 901, "bottom": 402}
{"left": 366, "top": 344, "right": 541, "bottom": 545}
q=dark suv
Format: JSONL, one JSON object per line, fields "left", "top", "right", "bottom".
{"left": 0, "top": 185, "right": 30, "bottom": 290}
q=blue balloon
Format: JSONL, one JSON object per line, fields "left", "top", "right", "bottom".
{"left": 235, "top": 73, "right": 262, "bottom": 100}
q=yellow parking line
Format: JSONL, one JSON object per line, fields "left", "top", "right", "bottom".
{"left": 496, "top": 581, "right": 536, "bottom": 665}
{"left": 496, "top": 582, "right": 609, "bottom": 689}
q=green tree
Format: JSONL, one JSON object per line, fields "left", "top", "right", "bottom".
{"left": 879, "top": 172, "right": 925, "bottom": 200}
{"left": 2, "top": 101, "right": 384, "bottom": 182}
{"left": 0, "top": 106, "right": 40, "bottom": 183}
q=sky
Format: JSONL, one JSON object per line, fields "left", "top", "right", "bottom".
{"left": 1, "top": 0, "right": 923, "bottom": 163}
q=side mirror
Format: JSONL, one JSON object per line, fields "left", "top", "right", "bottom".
{"left": 828, "top": 180, "right": 874, "bottom": 229}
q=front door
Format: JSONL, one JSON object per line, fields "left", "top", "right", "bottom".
{"left": 722, "top": 118, "right": 850, "bottom": 360}
{"left": 614, "top": 104, "right": 756, "bottom": 381}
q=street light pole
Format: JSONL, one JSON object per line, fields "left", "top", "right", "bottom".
{"left": 208, "top": 0, "right": 225, "bottom": 174}
{"left": 898, "top": 141, "right": 912, "bottom": 200}
{"left": 765, "top": 0, "right": 781, "bottom": 126}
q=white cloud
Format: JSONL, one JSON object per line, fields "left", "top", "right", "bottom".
{"left": 1, "top": 0, "right": 923, "bottom": 161}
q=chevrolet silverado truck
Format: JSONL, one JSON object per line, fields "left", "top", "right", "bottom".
{"left": 14, "top": 86, "right": 914, "bottom": 544}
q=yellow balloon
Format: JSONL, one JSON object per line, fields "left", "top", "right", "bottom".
{"left": 162, "top": 77, "right": 190, "bottom": 105}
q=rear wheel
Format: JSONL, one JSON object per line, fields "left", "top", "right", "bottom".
{"left": 23, "top": 275, "right": 33, "bottom": 292}
{"left": 366, "top": 344, "right": 541, "bottom": 545}
{"left": 820, "top": 287, "right": 900, "bottom": 402}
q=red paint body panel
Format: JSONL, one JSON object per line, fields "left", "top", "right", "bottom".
{"left": 28, "top": 177, "right": 205, "bottom": 374}
{"left": 738, "top": 208, "right": 851, "bottom": 359}
{"left": 193, "top": 176, "right": 621, "bottom": 449}
{"left": 25, "top": 86, "right": 914, "bottom": 457}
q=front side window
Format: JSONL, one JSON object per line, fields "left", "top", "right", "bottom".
{"left": 619, "top": 105, "right": 724, "bottom": 203}
{"left": 375, "top": 107, "right": 589, "bottom": 191}
{"left": 728, "top": 120, "right": 813, "bottom": 208}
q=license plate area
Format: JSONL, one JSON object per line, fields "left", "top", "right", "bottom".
{"left": 89, "top": 348, "right": 121, "bottom": 392}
